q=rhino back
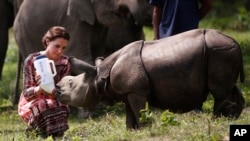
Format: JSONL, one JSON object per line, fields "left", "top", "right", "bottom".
{"left": 141, "top": 29, "right": 208, "bottom": 111}
{"left": 204, "top": 29, "right": 244, "bottom": 85}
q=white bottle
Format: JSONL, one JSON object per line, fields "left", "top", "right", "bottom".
{"left": 34, "top": 55, "right": 57, "bottom": 94}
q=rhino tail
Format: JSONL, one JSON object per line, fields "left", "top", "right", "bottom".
{"left": 240, "top": 60, "right": 245, "bottom": 83}
{"left": 238, "top": 42, "right": 245, "bottom": 83}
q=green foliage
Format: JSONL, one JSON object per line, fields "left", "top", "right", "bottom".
{"left": 45, "top": 136, "right": 54, "bottom": 141}
{"left": 102, "top": 102, "right": 125, "bottom": 116}
{"left": 25, "top": 130, "right": 38, "bottom": 140}
{"left": 140, "top": 102, "right": 155, "bottom": 127}
{"left": 143, "top": 26, "right": 154, "bottom": 41}
{"left": 232, "top": 6, "right": 250, "bottom": 31}
{"left": 239, "top": 39, "right": 250, "bottom": 55}
{"left": 200, "top": 1, "right": 250, "bottom": 30}
{"left": 160, "top": 110, "right": 179, "bottom": 126}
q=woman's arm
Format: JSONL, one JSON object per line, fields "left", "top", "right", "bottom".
{"left": 22, "top": 55, "right": 41, "bottom": 100}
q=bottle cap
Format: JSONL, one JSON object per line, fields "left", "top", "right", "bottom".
{"left": 35, "top": 55, "right": 47, "bottom": 60}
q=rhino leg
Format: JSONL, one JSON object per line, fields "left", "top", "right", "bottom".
{"left": 126, "top": 94, "right": 147, "bottom": 129}
{"left": 230, "top": 85, "right": 245, "bottom": 117}
{"left": 213, "top": 85, "right": 245, "bottom": 118}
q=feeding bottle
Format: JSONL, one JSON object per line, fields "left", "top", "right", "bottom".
{"left": 34, "top": 55, "right": 57, "bottom": 94}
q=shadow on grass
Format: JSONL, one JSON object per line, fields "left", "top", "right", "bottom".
{"left": 69, "top": 102, "right": 126, "bottom": 122}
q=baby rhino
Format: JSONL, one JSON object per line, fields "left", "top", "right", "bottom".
{"left": 56, "top": 29, "right": 245, "bottom": 129}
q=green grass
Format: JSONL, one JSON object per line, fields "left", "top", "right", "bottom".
{"left": 1, "top": 104, "right": 250, "bottom": 141}
{"left": 143, "top": 26, "right": 154, "bottom": 41}
{"left": 1, "top": 28, "right": 250, "bottom": 141}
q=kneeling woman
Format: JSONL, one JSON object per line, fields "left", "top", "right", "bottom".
{"left": 18, "top": 26, "right": 72, "bottom": 138}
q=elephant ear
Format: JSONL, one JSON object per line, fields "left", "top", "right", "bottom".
{"left": 67, "top": 0, "right": 95, "bottom": 25}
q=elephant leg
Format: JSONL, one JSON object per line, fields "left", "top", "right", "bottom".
{"left": 0, "top": 28, "right": 8, "bottom": 80}
{"left": 0, "top": 0, "right": 14, "bottom": 80}
{"left": 126, "top": 94, "right": 147, "bottom": 129}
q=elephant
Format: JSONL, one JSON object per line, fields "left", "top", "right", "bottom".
{"left": 104, "top": 0, "right": 153, "bottom": 56}
{"left": 105, "top": 14, "right": 145, "bottom": 57}
{"left": 0, "top": 0, "right": 23, "bottom": 80}
{"left": 12, "top": 0, "right": 153, "bottom": 104}
{"left": 13, "top": 0, "right": 152, "bottom": 63}
{"left": 55, "top": 29, "right": 245, "bottom": 129}
{"left": 0, "top": 0, "right": 14, "bottom": 80}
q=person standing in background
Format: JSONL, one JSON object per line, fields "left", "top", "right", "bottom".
{"left": 148, "top": 0, "right": 212, "bottom": 39}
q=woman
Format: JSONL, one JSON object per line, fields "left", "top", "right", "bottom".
{"left": 18, "top": 26, "right": 71, "bottom": 138}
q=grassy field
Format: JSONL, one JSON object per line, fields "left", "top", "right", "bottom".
{"left": 0, "top": 27, "right": 250, "bottom": 141}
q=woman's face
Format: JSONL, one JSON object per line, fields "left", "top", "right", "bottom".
{"left": 45, "top": 38, "right": 69, "bottom": 61}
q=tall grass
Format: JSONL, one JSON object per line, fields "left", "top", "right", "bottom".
{"left": 1, "top": 27, "right": 250, "bottom": 141}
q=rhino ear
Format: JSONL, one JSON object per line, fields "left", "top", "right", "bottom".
{"left": 69, "top": 57, "right": 97, "bottom": 75}
{"left": 67, "top": 0, "right": 95, "bottom": 25}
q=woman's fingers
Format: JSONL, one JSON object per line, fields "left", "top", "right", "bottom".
{"left": 35, "top": 74, "right": 41, "bottom": 85}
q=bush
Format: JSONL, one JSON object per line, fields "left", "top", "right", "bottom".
{"left": 202, "top": 1, "right": 250, "bottom": 31}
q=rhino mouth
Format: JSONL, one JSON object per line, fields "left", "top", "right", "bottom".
{"left": 55, "top": 87, "right": 69, "bottom": 104}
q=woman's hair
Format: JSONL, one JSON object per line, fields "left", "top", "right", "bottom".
{"left": 42, "top": 26, "right": 70, "bottom": 47}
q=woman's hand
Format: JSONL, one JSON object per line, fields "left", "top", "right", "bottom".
{"left": 35, "top": 73, "right": 41, "bottom": 85}
{"left": 51, "top": 88, "right": 57, "bottom": 97}
{"left": 34, "top": 73, "right": 56, "bottom": 98}
{"left": 34, "top": 86, "right": 43, "bottom": 96}
{"left": 34, "top": 73, "right": 43, "bottom": 95}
